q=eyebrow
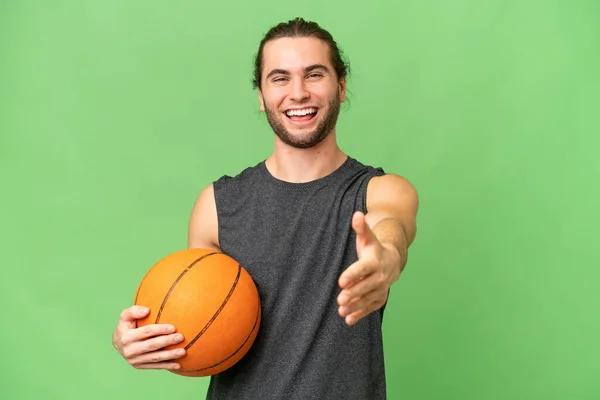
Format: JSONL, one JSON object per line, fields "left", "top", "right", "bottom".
{"left": 265, "top": 64, "right": 330, "bottom": 80}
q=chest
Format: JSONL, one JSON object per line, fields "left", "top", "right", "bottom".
{"left": 219, "top": 187, "right": 360, "bottom": 312}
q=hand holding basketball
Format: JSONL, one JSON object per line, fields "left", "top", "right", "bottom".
{"left": 112, "top": 305, "right": 186, "bottom": 371}
{"left": 121, "top": 248, "right": 261, "bottom": 377}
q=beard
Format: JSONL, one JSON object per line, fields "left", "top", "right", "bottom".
{"left": 264, "top": 92, "right": 341, "bottom": 149}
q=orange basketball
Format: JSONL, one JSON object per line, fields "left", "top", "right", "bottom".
{"left": 134, "top": 248, "right": 261, "bottom": 377}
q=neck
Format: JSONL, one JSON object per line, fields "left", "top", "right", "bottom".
{"left": 265, "top": 131, "right": 347, "bottom": 183}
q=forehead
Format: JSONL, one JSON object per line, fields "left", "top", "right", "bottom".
{"left": 262, "top": 37, "right": 332, "bottom": 73}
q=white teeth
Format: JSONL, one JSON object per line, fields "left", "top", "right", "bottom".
{"left": 286, "top": 108, "right": 317, "bottom": 117}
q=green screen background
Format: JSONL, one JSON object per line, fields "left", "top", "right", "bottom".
{"left": 2, "top": 1, "right": 599, "bottom": 399}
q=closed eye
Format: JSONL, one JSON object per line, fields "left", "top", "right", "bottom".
{"left": 273, "top": 77, "right": 289, "bottom": 83}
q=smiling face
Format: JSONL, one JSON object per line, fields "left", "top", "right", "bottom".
{"left": 258, "top": 37, "right": 346, "bottom": 149}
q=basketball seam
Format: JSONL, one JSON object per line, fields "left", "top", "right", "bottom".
{"left": 155, "top": 252, "right": 219, "bottom": 324}
{"left": 179, "top": 293, "right": 261, "bottom": 373}
{"left": 184, "top": 264, "right": 242, "bottom": 350}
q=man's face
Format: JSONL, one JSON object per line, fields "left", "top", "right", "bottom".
{"left": 258, "top": 37, "right": 346, "bottom": 149}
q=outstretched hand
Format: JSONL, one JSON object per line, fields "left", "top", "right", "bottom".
{"left": 337, "top": 211, "right": 401, "bottom": 326}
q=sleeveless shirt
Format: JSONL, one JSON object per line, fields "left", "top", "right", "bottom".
{"left": 207, "top": 156, "right": 386, "bottom": 400}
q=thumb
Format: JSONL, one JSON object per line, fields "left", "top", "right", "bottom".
{"left": 352, "top": 211, "right": 376, "bottom": 247}
{"left": 120, "top": 305, "right": 149, "bottom": 328}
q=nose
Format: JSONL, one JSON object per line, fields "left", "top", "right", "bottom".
{"left": 289, "top": 78, "right": 309, "bottom": 103}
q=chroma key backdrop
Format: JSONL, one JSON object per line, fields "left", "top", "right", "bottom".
{"left": 1, "top": 1, "right": 599, "bottom": 399}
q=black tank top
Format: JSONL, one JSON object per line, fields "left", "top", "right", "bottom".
{"left": 208, "top": 156, "right": 386, "bottom": 400}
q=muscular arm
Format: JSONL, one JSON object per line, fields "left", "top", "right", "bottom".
{"left": 187, "top": 184, "right": 221, "bottom": 251}
{"left": 365, "top": 173, "right": 419, "bottom": 279}
{"left": 337, "top": 173, "right": 419, "bottom": 325}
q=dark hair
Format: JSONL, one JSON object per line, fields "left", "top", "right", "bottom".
{"left": 252, "top": 18, "right": 349, "bottom": 90}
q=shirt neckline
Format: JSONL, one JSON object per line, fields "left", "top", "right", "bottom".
{"left": 258, "top": 156, "right": 355, "bottom": 189}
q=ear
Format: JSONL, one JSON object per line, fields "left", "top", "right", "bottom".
{"left": 338, "top": 78, "right": 347, "bottom": 103}
{"left": 258, "top": 90, "right": 265, "bottom": 112}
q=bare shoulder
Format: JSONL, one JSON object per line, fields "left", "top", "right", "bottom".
{"left": 365, "top": 173, "right": 419, "bottom": 243}
{"left": 367, "top": 174, "right": 418, "bottom": 211}
{"left": 187, "top": 183, "right": 220, "bottom": 251}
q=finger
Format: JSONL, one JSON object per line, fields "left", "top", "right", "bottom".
{"left": 338, "top": 259, "right": 374, "bottom": 289}
{"left": 344, "top": 300, "right": 383, "bottom": 326}
{"left": 337, "top": 271, "right": 384, "bottom": 305}
{"left": 339, "top": 287, "right": 387, "bottom": 317}
{"left": 337, "top": 294, "right": 365, "bottom": 317}
{"left": 123, "top": 332, "right": 185, "bottom": 358}
{"left": 118, "top": 306, "right": 150, "bottom": 330}
{"left": 123, "top": 323, "right": 178, "bottom": 345}
{"left": 128, "top": 347, "right": 187, "bottom": 367}
{"left": 120, "top": 305, "right": 149, "bottom": 322}
{"left": 134, "top": 362, "right": 182, "bottom": 371}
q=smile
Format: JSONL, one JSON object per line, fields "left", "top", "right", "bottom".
{"left": 285, "top": 107, "right": 317, "bottom": 117}
{"left": 284, "top": 107, "right": 318, "bottom": 124}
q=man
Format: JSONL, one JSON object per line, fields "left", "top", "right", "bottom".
{"left": 112, "top": 17, "right": 418, "bottom": 399}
